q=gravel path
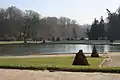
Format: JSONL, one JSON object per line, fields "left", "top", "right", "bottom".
{"left": 0, "top": 69, "right": 120, "bottom": 80}
{"left": 104, "top": 52, "right": 120, "bottom": 67}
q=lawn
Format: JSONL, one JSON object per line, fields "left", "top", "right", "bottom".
{"left": 0, "top": 41, "right": 43, "bottom": 45}
{"left": 0, "top": 56, "right": 104, "bottom": 69}
{"left": 1, "top": 56, "right": 120, "bottom": 73}
{"left": 0, "top": 41, "right": 24, "bottom": 44}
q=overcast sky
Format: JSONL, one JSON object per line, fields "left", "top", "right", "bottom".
{"left": 0, "top": 0, "right": 120, "bottom": 24}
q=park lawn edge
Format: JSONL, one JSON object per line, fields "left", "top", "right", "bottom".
{"left": 0, "top": 56, "right": 117, "bottom": 73}
{"left": 0, "top": 65, "right": 120, "bottom": 73}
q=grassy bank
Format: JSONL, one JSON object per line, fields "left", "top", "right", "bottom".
{"left": 0, "top": 40, "right": 114, "bottom": 45}
{"left": 0, "top": 56, "right": 103, "bottom": 67}
{"left": 0, "top": 56, "right": 120, "bottom": 73}
{"left": 0, "top": 41, "right": 24, "bottom": 44}
{"left": 0, "top": 56, "right": 106, "bottom": 71}
{"left": 0, "top": 41, "right": 51, "bottom": 45}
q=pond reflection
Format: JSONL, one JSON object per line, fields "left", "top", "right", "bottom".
{"left": 0, "top": 44, "right": 113, "bottom": 56}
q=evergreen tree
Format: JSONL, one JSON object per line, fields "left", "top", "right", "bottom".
{"left": 98, "top": 16, "right": 106, "bottom": 39}
{"left": 88, "top": 18, "right": 99, "bottom": 40}
{"left": 107, "top": 9, "right": 120, "bottom": 40}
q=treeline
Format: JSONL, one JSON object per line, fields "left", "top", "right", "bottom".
{"left": 0, "top": 6, "right": 83, "bottom": 41}
{"left": 2, "top": 6, "right": 120, "bottom": 41}
{"left": 87, "top": 6, "right": 120, "bottom": 40}
{"left": 87, "top": 17, "right": 106, "bottom": 40}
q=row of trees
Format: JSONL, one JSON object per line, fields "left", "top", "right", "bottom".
{"left": 87, "top": 17, "right": 106, "bottom": 40}
{"left": 0, "top": 6, "right": 41, "bottom": 41}
{"left": 107, "top": 8, "right": 120, "bottom": 40}
{"left": 2, "top": 6, "right": 120, "bottom": 41}
{"left": 0, "top": 6, "right": 81, "bottom": 41}
{"left": 87, "top": 6, "right": 120, "bottom": 40}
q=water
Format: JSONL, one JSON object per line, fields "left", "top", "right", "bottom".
{"left": 0, "top": 44, "right": 119, "bottom": 56}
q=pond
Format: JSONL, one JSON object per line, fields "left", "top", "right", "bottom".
{"left": 0, "top": 44, "right": 119, "bottom": 56}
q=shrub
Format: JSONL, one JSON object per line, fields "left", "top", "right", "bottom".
{"left": 43, "top": 40, "right": 46, "bottom": 43}
{"left": 56, "top": 37, "right": 60, "bottom": 41}
{"left": 72, "top": 50, "right": 89, "bottom": 65}
{"left": 80, "top": 37, "right": 85, "bottom": 40}
{"left": 91, "top": 45, "right": 99, "bottom": 57}
{"left": 52, "top": 37, "right": 56, "bottom": 41}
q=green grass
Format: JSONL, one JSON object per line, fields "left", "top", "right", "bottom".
{"left": 0, "top": 41, "right": 24, "bottom": 44}
{"left": 1, "top": 56, "right": 120, "bottom": 73}
{"left": 0, "top": 56, "right": 120, "bottom": 73}
{"left": 0, "top": 56, "right": 104, "bottom": 69}
{"left": 0, "top": 41, "right": 48, "bottom": 45}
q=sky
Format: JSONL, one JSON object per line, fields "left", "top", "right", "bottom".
{"left": 0, "top": 0, "right": 120, "bottom": 25}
